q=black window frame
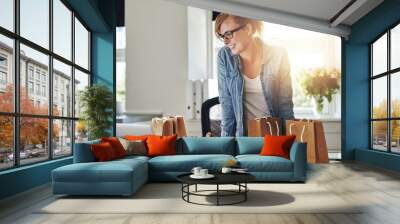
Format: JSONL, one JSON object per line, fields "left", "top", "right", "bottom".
{"left": 0, "top": 0, "right": 92, "bottom": 171}
{"left": 370, "top": 20, "right": 400, "bottom": 154}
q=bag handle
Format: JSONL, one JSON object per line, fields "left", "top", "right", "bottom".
{"left": 266, "top": 121, "right": 280, "bottom": 136}
{"left": 265, "top": 121, "right": 273, "bottom": 136}
{"left": 300, "top": 125, "right": 306, "bottom": 142}
{"left": 152, "top": 117, "right": 164, "bottom": 125}
{"left": 289, "top": 122, "right": 307, "bottom": 142}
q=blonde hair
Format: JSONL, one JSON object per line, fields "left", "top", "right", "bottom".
{"left": 215, "top": 13, "right": 264, "bottom": 38}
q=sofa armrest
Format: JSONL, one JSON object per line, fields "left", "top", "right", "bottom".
{"left": 73, "top": 140, "right": 100, "bottom": 163}
{"left": 289, "top": 142, "right": 307, "bottom": 181}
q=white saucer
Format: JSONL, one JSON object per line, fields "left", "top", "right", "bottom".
{"left": 190, "top": 174, "right": 215, "bottom": 179}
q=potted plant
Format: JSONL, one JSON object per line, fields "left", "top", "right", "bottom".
{"left": 300, "top": 67, "right": 341, "bottom": 114}
{"left": 79, "top": 84, "right": 113, "bottom": 140}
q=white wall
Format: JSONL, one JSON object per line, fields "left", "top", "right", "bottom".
{"left": 125, "top": 0, "right": 188, "bottom": 116}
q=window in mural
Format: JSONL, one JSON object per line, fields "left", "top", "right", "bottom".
{"left": 370, "top": 23, "right": 400, "bottom": 154}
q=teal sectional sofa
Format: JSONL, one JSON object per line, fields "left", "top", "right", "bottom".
{"left": 52, "top": 137, "right": 307, "bottom": 196}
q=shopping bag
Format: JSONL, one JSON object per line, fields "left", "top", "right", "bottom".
{"left": 169, "top": 115, "right": 187, "bottom": 137}
{"left": 286, "top": 119, "right": 329, "bottom": 163}
{"left": 151, "top": 117, "right": 174, "bottom": 136}
{"left": 247, "top": 117, "right": 281, "bottom": 137}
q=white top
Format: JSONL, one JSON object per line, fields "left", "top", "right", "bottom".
{"left": 243, "top": 75, "right": 269, "bottom": 120}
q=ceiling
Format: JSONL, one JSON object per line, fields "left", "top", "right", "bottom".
{"left": 166, "top": 0, "right": 384, "bottom": 37}
{"left": 224, "top": 0, "right": 382, "bottom": 25}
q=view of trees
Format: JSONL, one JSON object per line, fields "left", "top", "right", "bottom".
{"left": 372, "top": 99, "right": 400, "bottom": 149}
{"left": 0, "top": 85, "right": 60, "bottom": 159}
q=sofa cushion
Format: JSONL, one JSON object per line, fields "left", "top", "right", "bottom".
{"left": 119, "top": 138, "right": 148, "bottom": 156}
{"left": 115, "top": 155, "right": 150, "bottom": 163}
{"left": 236, "top": 155, "right": 293, "bottom": 172}
{"left": 124, "top": 135, "right": 155, "bottom": 149}
{"left": 149, "top": 154, "right": 235, "bottom": 172}
{"left": 147, "top": 135, "right": 177, "bottom": 157}
{"left": 101, "top": 137, "right": 127, "bottom": 158}
{"left": 91, "top": 142, "right": 118, "bottom": 161}
{"left": 124, "top": 135, "right": 153, "bottom": 142}
{"left": 236, "top": 137, "right": 263, "bottom": 155}
{"left": 53, "top": 158, "right": 147, "bottom": 183}
{"left": 180, "top": 137, "right": 235, "bottom": 155}
{"left": 260, "top": 135, "right": 296, "bottom": 159}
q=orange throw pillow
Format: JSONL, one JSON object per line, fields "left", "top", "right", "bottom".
{"left": 101, "top": 137, "right": 127, "bottom": 158}
{"left": 124, "top": 135, "right": 150, "bottom": 142}
{"left": 146, "top": 135, "right": 177, "bottom": 157}
{"left": 260, "top": 135, "right": 296, "bottom": 159}
{"left": 91, "top": 142, "right": 117, "bottom": 161}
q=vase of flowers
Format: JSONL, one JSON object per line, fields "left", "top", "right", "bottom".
{"left": 300, "top": 68, "right": 341, "bottom": 115}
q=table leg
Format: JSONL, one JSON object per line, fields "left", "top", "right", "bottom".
{"left": 245, "top": 183, "right": 247, "bottom": 201}
{"left": 217, "top": 184, "right": 219, "bottom": 206}
{"left": 187, "top": 184, "right": 190, "bottom": 202}
{"left": 195, "top": 184, "right": 198, "bottom": 192}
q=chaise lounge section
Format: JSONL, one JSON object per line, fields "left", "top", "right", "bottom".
{"left": 52, "top": 140, "right": 149, "bottom": 196}
{"left": 52, "top": 137, "right": 307, "bottom": 196}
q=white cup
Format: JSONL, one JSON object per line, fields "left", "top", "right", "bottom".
{"left": 200, "top": 169, "right": 208, "bottom": 176}
{"left": 221, "top": 167, "right": 232, "bottom": 174}
{"left": 191, "top": 167, "right": 202, "bottom": 176}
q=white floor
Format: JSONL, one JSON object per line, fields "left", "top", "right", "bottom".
{"left": 1, "top": 161, "right": 400, "bottom": 224}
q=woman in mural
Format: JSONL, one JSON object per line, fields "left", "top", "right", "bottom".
{"left": 216, "top": 13, "right": 294, "bottom": 137}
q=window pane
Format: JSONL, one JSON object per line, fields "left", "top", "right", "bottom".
{"left": 0, "top": 116, "right": 13, "bottom": 170}
{"left": 0, "top": 0, "right": 13, "bottom": 31}
{"left": 74, "top": 69, "right": 89, "bottom": 118}
{"left": 20, "top": 0, "right": 49, "bottom": 49}
{"left": 53, "top": 59, "right": 72, "bottom": 117}
{"left": 372, "top": 77, "right": 387, "bottom": 119}
{"left": 53, "top": 0, "right": 72, "bottom": 60}
{"left": 75, "top": 18, "right": 89, "bottom": 70}
{"left": 372, "top": 34, "right": 387, "bottom": 76}
{"left": 20, "top": 44, "right": 49, "bottom": 115}
{"left": 392, "top": 24, "right": 400, "bottom": 70}
{"left": 372, "top": 121, "right": 388, "bottom": 151}
{"left": 0, "top": 35, "right": 14, "bottom": 112}
{"left": 391, "top": 72, "right": 400, "bottom": 118}
{"left": 391, "top": 120, "right": 400, "bottom": 153}
{"left": 75, "top": 120, "right": 88, "bottom": 143}
{"left": 53, "top": 119, "right": 72, "bottom": 158}
{"left": 20, "top": 117, "right": 49, "bottom": 165}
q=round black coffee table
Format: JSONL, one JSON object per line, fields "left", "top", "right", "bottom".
{"left": 177, "top": 173, "right": 255, "bottom": 206}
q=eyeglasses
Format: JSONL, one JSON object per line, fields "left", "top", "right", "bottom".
{"left": 218, "top": 25, "right": 245, "bottom": 41}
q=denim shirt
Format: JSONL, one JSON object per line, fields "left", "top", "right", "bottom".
{"left": 217, "top": 43, "right": 294, "bottom": 137}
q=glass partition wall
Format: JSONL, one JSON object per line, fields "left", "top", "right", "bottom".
{"left": 0, "top": 0, "right": 91, "bottom": 170}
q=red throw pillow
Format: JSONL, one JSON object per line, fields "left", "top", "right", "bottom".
{"left": 101, "top": 137, "right": 127, "bottom": 158}
{"left": 146, "top": 135, "right": 177, "bottom": 157}
{"left": 91, "top": 142, "right": 118, "bottom": 161}
{"left": 260, "top": 135, "right": 296, "bottom": 159}
{"left": 124, "top": 135, "right": 150, "bottom": 142}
